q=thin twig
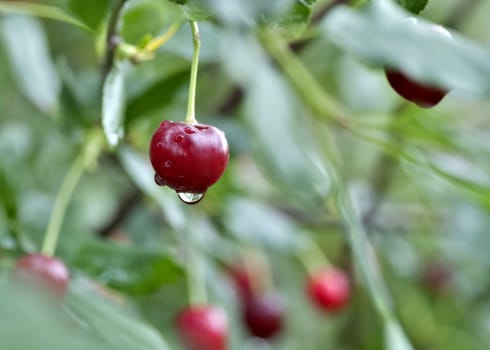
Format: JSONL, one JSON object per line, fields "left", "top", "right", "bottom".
{"left": 102, "top": 0, "right": 129, "bottom": 81}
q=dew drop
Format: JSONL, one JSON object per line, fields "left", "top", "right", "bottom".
{"left": 184, "top": 127, "right": 196, "bottom": 134}
{"left": 164, "top": 160, "right": 173, "bottom": 168}
{"left": 177, "top": 192, "right": 204, "bottom": 204}
{"left": 154, "top": 173, "right": 166, "bottom": 186}
{"left": 173, "top": 134, "right": 184, "bottom": 142}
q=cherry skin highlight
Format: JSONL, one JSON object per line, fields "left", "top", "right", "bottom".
{"left": 149, "top": 121, "right": 229, "bottom": 196}
{"left": 306, "top": 268, "right": 350, "bottom": 312}
{"left": 242, "top": 293, "right": 285, "bottom": 340}
{"left": 176, "top": 305, "right": 228, "bottom": 350}
{"left": 14, "top": 253, "right": 70, "bottom": 297}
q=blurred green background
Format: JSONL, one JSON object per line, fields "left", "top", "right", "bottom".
{"left": 1, "top": 0, "right": 490, "bottom": 349}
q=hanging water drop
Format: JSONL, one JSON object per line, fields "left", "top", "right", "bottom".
{"left": 154, "top": 173, "right": 166, "bottom": 186}
{"left": 177, "top": 192, "right": 204, "bottom": 204}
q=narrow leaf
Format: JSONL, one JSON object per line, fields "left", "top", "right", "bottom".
{"left": 0, "top": 1, "right": 90, "bottom": 30}
{"left": 72, "top": 240, "right": 183, "bottom": 295}
{"left": 1, "top": 15, "right": 61, "bottom": 116}
{"left": 68, "top": 280, "right": 171, "bottom": 350}
{"left": 102, "top": 64, "right": 127, "bottom": 147}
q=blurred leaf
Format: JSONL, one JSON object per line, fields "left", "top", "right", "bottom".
{"left": 220, "top": 31, "right": 330, "bottom": 203}
{"left": 120, "top": 0, "right": 178, "bottom": 44}
{"left": 126, "top": 70, "right": 189, "bottom": 123}
{"left": 279, "top": 0, "right": 316, "bottom": 39}
{"left": 68, "top": 279, "right": 170, "bottom": 350}
{"left": 223, "top": 197, "right": 306, "bottom": 251}
{"left": 72, "top": 240, "right": 183, "bottom": 295}
{"left": 395, "top": 0, "right": 428, "bottom": 14}
{"left": 102, "top": 63, "right": 128, "bottom": 147}
{"left": 0, "top": 281, "right": 108, "bottom": 350}
{"left": 0, "top": 170, "right": 17, "bottom": 220}
{"left": 119, "top": 146, "right": 187, "bottom": 230}
{"left": 322, "top": 0, "right": 490, "bottom": 97}
{"left": 67, "top": 0, "right": 110, "bottom": 29}
{"left": 180, "top": 0, "right": 213, "bottom": 21}
{"left": 385, "top": 320, "right": 415, "bottom": 350}
{"left": 1, "top": 16, "right": 61, "bottom": 116}
{"left": 0, "top": 1, "right": 90, "bottom": 30}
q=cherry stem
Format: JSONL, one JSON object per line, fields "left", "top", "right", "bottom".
{"left": 297, "top": 239, "right": 331, "bottom": 275}
{"left": 41, "top": 130, "right": 102, "bottom": 257}
{"left": 184, "top": 21, "right": 200, "bottom": 125}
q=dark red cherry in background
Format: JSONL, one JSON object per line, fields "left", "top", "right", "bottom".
{"left": 149, "top": 120, "right": 229, "bottom": 204}
{"left": 242, "top": 293, "right": 285, "bottom": 340}
{"left": 306, "top": 267, "right": 350, "bottom": 313}
{"left": 385, "top": 23, "right": 452, "bottom": 108}
{"left": 14, "top": 253, "right": 70, "bottom": 297}
{"left": 176, "top": 305, "right": 228, "bottom": 350}
{"left": 228, "top": 263, "right": 255, "bottom": 301}
{"left": 385, "top": 69, "right": 448, "bottom": 108}
{"left": 420, "top": 260, "right": 453, "bottom": 294}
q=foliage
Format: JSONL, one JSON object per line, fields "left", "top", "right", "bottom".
{"left": 0, "top": 0, "right": 490, "bottom": 349}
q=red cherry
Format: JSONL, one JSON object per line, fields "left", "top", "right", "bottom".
{"left": 149, "top": 121, "right": 229, "bottom": 200}
{"left": 306, "top": 268, "right": 350, "bottom": 312}
{"left": 228, "top": 264, "right": 255, "bottom": 301}
{"left": 242, "top": 293, "right": 285, "bottom": 339}
{"left": 385, "top": 70, "right": 448, "bottom": 108}
{"left": 420, "top": 260, "right": 453, "bottom": 294}
{"left": 384, "top": 24, "right": 451, "bottom": 108}
{"left": 14, "top": 253, "right": 70, "bottom": 297}
{"left": 176, "top": 305, "right": 228, "bottom": 350}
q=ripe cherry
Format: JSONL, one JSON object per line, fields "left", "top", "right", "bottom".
{"left": 228, "top": 263, "right": 256, "bottom": 301}
{"left": 242, "top": 293, "right": 285, "bottom": 340}
{"left": 306, "top": 268, "right": 350, "bottom": 313}
{"left": 14, "top": 253, "right": 70, "bottom": 297}
{"left": 149, "top": 120, "right": 229, "bottom": 204}
{"left": 385, "top": 24, "right": 451, "bottom": 108}
{"left": 176, "top": 305, "right": 228, "bottom": 350}
{"left": 420, "top": 260, "right": 453, "bottom": 294}
{"left": 385, "top": 70, "right": 448, "bottom": 108}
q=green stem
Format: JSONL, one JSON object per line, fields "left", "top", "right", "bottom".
{"left": 259, "top": 28, "right": 347, "bottom": 123}
{"left": 186, "top": 243, "right": 207, "bottom": 305}
{"left": 41, "top": 155, "right": 85, "bottom": 256}
{"left": 41, "top": 131, "right": 102, "bottom": 256}
{"left": 297, "top": 239, "right": 331, "bottom": 275}
{"left": 184, "top": 21, "right": 200, "bottom": 124}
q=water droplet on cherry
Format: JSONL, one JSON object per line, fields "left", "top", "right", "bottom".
{"left": 154, "top": 173, "right": 166, "bottom": 186}
{"left": 177, "top": 192, "right": 204, "bottom": 204}
{"left": 164, "top": 160, "right": 173, "bottom": 168}
{"left": 184, "top": 127, "right": 196, "bottom": 134}
{"left": 173, "top": 135, "right": 184, "bottom": 142}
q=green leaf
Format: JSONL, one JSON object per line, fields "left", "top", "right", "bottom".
{"left": 0, "top": 1, "right": 90, "bottom": 30}
{"left": 223, "top": 198, "right": 307, "bottom": 251}
{"left": 68, "top": 279, "right": 170, "bottom": 350}
{"left": 102, "top": 63, "right": 128, "bottom": 148}
{"left": 180, "top": 0, "right": 213, "bottom": 21}
{"left": 1, "top": 16, "right": 61, "bottom": 116}
{"left": 322, "top": 0, "right": 490, "bottom": 98}
{"left": 220, "top": 32, "right": 331, "bottom": 203}
{"left": 395, "top": 0, "right": 428, "bottom": 14}
{"left": 118, "top": 146, "right": 187, "bottom": 230}
{"left": 279, "top": 0, "right": 316, "bottom": 39}
{"left": 72, "top": 240, "right": 183, "bottom": 295}
{"left": 67, "top": 0, "right": 110, "bottom": 29}
{"left": 385, "top": 320, "right": 415, "bottom": 350}
{"left": 0, "top": 281, "right": 108, "bottom": 350}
